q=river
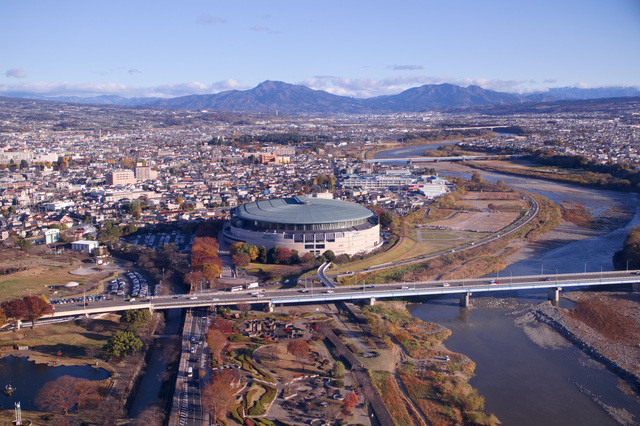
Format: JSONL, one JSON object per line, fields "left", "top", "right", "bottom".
{"left": 375, "top": 145, "right": 640, "bottom": 425}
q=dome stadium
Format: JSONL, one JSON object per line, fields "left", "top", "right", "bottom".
{"left": 223, "top": 195, "right": 381, "bottom": 256}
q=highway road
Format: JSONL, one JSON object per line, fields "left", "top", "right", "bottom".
{"left": 47, "top": 270, "right": 640, "bottom": 318}
{"left": 173, "top": 308, "right": 208, "bottom": 426}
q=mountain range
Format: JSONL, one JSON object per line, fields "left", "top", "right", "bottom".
{"left": 7, "top": 81, "right": 640, "bottom": 115}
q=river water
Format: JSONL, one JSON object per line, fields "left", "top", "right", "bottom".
{"left": 375, "top": 145, "right": 640, "bottom": 425}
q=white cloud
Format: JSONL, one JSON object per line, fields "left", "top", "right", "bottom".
{"left": 6, "top": 68, "right": 27, "bottom": 79}
{"left": 391, "top": 65, "right": 424, "bottom": 71}
{"left": 250, "top": 25, "right": 281, "bottom": 34}
{"left": 301, "top": 75, "right": 546, "bottom": 97}
{"left": 198, "top": 14, "right": 226, "bottom": 25}
{"left": 0, "top": 79, "right": 253, "bottom": 98}
{"left": 128, "top": 68, "right": 141, "bottom": 75}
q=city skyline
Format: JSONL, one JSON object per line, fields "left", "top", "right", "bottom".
{"left": 2, "top": 0, "right": 640, "bottom": 99}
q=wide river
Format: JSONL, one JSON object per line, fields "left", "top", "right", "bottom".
{"left": 375, "top": 145, "right": 640, "bottom": 425}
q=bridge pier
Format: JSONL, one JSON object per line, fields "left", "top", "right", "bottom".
{"left": 633, "top": 283, "right": 640, "bottom": 292}
{"left": 265, "top": 301, "right": 274, "bottom": 313}
{"left": 459, "top": 293, "right": 471, "bottom": 308}
{"left": 368, "top": 297, "right": 376, "bottom": 306}
{"left": 547, "top": 287, "right": 562, "bottom": 303}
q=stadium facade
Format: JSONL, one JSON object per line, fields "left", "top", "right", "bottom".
{"left": 223, "top": 196, "right": 381, "bottom": 256}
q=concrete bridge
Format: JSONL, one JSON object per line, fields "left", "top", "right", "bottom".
{"left": 47, "top": 270, "right": 640, "bottom": 318}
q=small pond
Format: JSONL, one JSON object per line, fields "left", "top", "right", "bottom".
{"left": 0, "top": 356, "right": 110, "bottom": 411}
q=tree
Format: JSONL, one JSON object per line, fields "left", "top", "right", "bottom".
{"left": 36, "top": 375, "right": 79, "bottom": 415}
{"left": 184, "top": 270, "right": 205, "bottom": 293}
{"left": 258, "top": 245, "right": 268, "bottom": 263}
{"left": 209, "top": 318, "right": 234, "bottom": 337}
{"left": 1, "top": 298, "right": 26, "bottom": 330}
{"left": 104, "top": 330, "right": 143, "bottom": 358}
{"left": 343, "top": 391, "right": 358, "bottom": 413}
{"left": 202, "top": 262, "right": 222, "bottom": 286}
{"left": 332, "top": 360, "right": 346, "bottom": 379}
{"left": 379, "top": 211, "right": 394, "bottom": 227}
{"left": 131, "top": 405, "right": 165, "bottom": 426}
{"left": 323, "top": 250, "right": 336, "bottom": 263}
{"left": 74, "top": 379, "right": 102, "bottom": 413}
{"left": 202, "top": 369, "right": 237, "bottom": 422}
{"left": 14, "top": 237, "right": 32, "bottom": 251}
{"left": 287, "top": 339, "right": 311, "bottom": 371}
{"left": 23, "top": 295, "right": 53, "bottom": 329}
{"left": 206, "top": 329, "right": 227, "bottom": 362}
{"left": 232, "top": 253, "right": 251, "bottom": 268}
{"left": 274, "top": 247, "right": 294, "bottom": 264}
{"left": 120, "top": 309, "right": 152, "bottom": 332}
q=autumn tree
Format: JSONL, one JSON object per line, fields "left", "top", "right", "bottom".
{"left": 232, "top": 253, "right": 251, "bottom": 268}
{"left": 202, "top": 369, "right": 237, "bottom": 423}
{"left": 130, "top": 405, "right": 164, "bottom": 426}
{"left": 1, "top": 298, "right": 26, "bottom": 331}
{"left": 74, "top": 379, "right": 102, "bottom": 413}
{"left": 209, "top": 318, "right": 234, "bottom": 337}
{"left": 23, "top": 295, "right": 53, "bottom": 329}
{"left": 343, "top": 391, "right": 358, "bottom": 413}
{"left": 206, "top": 329, "right": 227, "bottom": 363}
{"left": 36, "top": 375, "right": 80, "bottom": 415}
{"left": 184, "top": 270, "right": 206, "bottom": 293}
{"left": 202, "top": 262, "right": 222, "bottom": 285}
{"left": 287, "top": 338, "right": 311, "bottom": 371}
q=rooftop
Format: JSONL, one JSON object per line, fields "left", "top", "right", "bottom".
{"left": 234, "top": 196, "right": 374, "bottom": 225}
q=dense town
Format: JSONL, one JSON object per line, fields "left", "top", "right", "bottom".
{"left": 0, "top": 97, "right": 638, "bottom": 248}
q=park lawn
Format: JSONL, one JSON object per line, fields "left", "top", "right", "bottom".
{"left": 0, "top": 317, "right": 120, "bottom": 364}
{"left": 358, "top": 346, "right": 396, "bottom": 371}
{"left": 0, "top": 263, "right": 90, "bottom": 303}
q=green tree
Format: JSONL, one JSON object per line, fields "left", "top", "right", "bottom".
{"left": 120, "top": 309, "right": 152, "bottom": 332}
{"left": 258, "top": 245, "right": 268, "bottom": 263}
{"left": 14, "top": 237, "right": 32, "bottom": 251}
{"left": 332, "top": 360, "right": 346, "bottom": 379}
{"left": 104, "top": 330, "right": 143, "bottom": 358}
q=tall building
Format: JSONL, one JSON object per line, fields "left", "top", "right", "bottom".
{"left": 106, "top": 170, "right": 136, "bottom": 186}
{"left": 135, "top": 166, "right": 157, "bottom": 181}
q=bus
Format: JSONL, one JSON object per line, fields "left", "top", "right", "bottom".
{"left": 230, "top": 286, "right": 243, "bottom": 292}
{"left": 246, "top": 282, "right": 259, "bottom": 290}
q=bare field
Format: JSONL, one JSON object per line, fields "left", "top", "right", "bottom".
{"left": 427, "top": 211, "right": 521, "bottom": 233}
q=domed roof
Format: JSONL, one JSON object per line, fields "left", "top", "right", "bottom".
{"left": 235, "top": 196, "right": 374, "bottom": 225}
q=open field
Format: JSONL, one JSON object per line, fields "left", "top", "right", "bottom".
{"left": 0, "top": 315, "right": 120, "bottom": 371}
{"left": 426, "top": 210, "right": 522, "bottom": 233}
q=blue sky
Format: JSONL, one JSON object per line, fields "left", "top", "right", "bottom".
{"left": 2, "top": 0, "right": 640, "bottom": 98}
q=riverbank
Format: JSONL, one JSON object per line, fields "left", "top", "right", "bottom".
{"left": 511, "top": 293, "right": 640, "bottom": 426}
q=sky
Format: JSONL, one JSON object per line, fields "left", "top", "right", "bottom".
{"left": 1, "top": 0, "right": 640, "bottom": 99}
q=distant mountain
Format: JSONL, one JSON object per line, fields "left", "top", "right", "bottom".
{"left": 364, "top": 83, "right": 526, "bottom": 111}
{"left": 528, "top": 86, "right": 640, "bottom": 101}
{"left": 141, "top": 81, "right": 529, "bottom": 114}
{"left": 4, "top": 81, "right": 640, "bottom": 114}
{"left": 144, "top": 80, "right": 365, "bottom": 114}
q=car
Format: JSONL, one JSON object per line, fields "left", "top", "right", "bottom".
{"left": 544, "top": 277, "right": 552, "bottom": 281}
{"left": 254, "top": 294, "right": 264, "bottom": 298}
{"left": 190, "top": 347, "right": 195, "bottom": 354}
{"left": 189, "top": 296, "right": 198, "bottom": 300}
{"left": 299, "top": 288, "right": 309, "bottom": 293}
{"left": 211, "top": 298, "right": 219, "bottom": 301}
{"left": 400, "top": 285, "right": 410, "bottom": 289}
{"left": 325, "top": 290, "right": 334, "bottom": 293}
{"left": 442, "top": 283, "right": 450, "bottom": 287}
{"left": 490, "top": 280, "right": 500, "bottom": 285}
